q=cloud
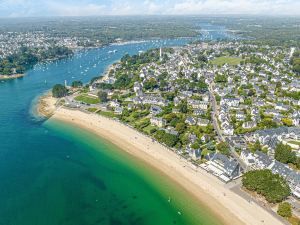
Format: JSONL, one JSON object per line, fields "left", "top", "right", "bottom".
{"left": 47, "top": 2, "right": 107, "bottom": 16}
{"left": 143, "top": 0, "right": 164, "bottom": 14}
{"left": 0, "top": 0, "right": 300, "bottom": 17}
{"left": 166, "top": 0, "right": 300, "bottom": 15}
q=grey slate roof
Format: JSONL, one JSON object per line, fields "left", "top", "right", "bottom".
{"left": 255, "top": 151, "right": 273, "bottom": 168}
{"left": 270, "top": 161, "right": 292, "bottom": 179}
{"left": 212, "top": 153, "right": 239, "bottom": 176}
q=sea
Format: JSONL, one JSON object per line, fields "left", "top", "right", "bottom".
{"left": 0, "top": 24, "right": 236, "bottom": 225}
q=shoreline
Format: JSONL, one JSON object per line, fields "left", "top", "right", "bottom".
{"left": 36, "top": 92, "right": 59, "bottom": 118}
{"left": 0, "top": 73, "right": 24, "bottom": 80}
{"left": 48, "top": 104, "right": 286, "bottom": 225}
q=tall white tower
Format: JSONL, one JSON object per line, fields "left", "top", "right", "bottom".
{"left": 64, "top": 80, "right": 67, "bottom": 87}
{"left": 159, "top": 47, "right": 162, "bottom": 61}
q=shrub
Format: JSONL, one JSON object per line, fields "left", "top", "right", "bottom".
{"left": 52, "top": 84, "right": 68, "bottom": 98}
{"left": 277, "top": 202, "right": 292, "bottom": 218}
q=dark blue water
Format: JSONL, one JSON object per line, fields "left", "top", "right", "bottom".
{"left": 199, "top": 23, "right": 241, "bottom": 40}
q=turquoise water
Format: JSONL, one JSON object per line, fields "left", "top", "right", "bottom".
{"left": 0, "top": 28, "right": 234, "bottom": 225}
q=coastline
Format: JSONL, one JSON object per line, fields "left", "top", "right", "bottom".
{"left": 0, "top": 73, "right": 24, "bottom": 80}
{"left": 36, "top": 92, "right": 59, "bottom": 118}
{"left": 48, "top": 105, "right": 286, "bottom": 225}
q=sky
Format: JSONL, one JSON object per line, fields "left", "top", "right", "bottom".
{"left": 0, "top": 0, "right": 299, "bottom": 17}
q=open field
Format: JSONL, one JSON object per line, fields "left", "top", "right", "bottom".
{"left": 74, "top": 94, "right": 100, "bottom": 104}
{"left": 288, "top": 140, "right": 300, "bottom": 146}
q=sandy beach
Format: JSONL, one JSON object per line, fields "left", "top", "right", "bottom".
{"left": 49, "top": 105, "right": 286, "bottom": 225}
{"left": 0, "top": 74, "right": 24, "bottom": 80}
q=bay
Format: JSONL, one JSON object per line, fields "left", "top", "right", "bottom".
{"left": 0, "top": 26, "right": 234, "bottom": 225}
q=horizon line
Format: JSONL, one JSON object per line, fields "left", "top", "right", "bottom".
{"left": 1, "top": 14, "right": 300, "bottom": 19}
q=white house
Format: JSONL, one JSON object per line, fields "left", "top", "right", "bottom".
{"left": 197, "top": 119, "right": 210, "bottom": 127}
{"left": 150, "top": 117, "right": 166, "bottom": 128}
{"left": 242, "top": 121, "right": 257, "bottom": 129}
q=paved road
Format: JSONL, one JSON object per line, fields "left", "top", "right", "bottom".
{"left": 208, "top": 82, "right": 247, "bottom": 170}
{"left": 287, "top": 196, "right": 300, "bottom": 218}
{"left": 227, "top": 179, "right": 290, "bottom": 225}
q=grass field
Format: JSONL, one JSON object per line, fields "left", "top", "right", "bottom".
{"left": 143, "top": 125, "right": 157, "bottom": 134}
{"left": 74, "top": 94, "right": 100, "bottom": 104}
{"left": 97, "top": 111, "right": 116, "bottom": 118}
{"left": 86, "top": 108, "right": 99, "bottom": 113}
{"left": 210, "top": 56, "right": 243, "bottom": 66}
{"left": 288, "top": 140, "right": 300, "bottom": 146}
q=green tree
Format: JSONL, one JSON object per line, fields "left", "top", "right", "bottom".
{"left": 98, "top": 91, "right": 108, "bottom": 103}
{"left": 275, "top": 143, "right": 296, "bottom": 164}
{"left": 242, "top": 169, "right": 290, "bottom": 203}
{"left": 175, "top": 122, "right": 186, "bottom": 134}
{"left": 277, "top": 202, "right": 292, "bottom": 218}
{"left": 216, "top": 142, "right": 230, "bottom": 156}
{"left": 52, "top": 84, "right": 68, "bottom": 98}
{"left": 71, "top": 80, "right": 83, "bottom": 88}
{"left": 214, "top": 74, "right": 227, "bottom": 83}
{"left": 251, "top": 140, "right": 262, "bottom": 152}
{"left": 144, "top": 78, "right": 157, "bottom": 90}
{"left": 178, "top": 100, "right": 188, "bottom": 113}
{"left": 197, "top": 54, "right": 208, "bottom": 63}
{"left": 154, "top": 130, "right": 178, "bottom": 147}
{"left": 114, "top": 74, "right": 131, "bottom": 89}
{"left": 191, "top": 142, "right": 200, "bottom": 149}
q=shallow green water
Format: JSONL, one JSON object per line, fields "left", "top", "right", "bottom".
{"left": 40, "top": 120, "right": 222, "bottom": 225}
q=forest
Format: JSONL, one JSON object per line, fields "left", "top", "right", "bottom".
{"left": 291, "top": 50, "right": 300, "bottom": 74}
{"left": 0, "top": 46, "right": 73, "bottom": 75}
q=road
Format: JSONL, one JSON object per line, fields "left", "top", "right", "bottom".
{"left": 227, "top": 178, "right": 290, "bottom": 225}
{"left": 208, "top": 82, "right": 247, "bottom": 171}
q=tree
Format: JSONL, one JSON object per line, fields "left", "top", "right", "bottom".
{"left": 275, "top": 143, "right": 296, "bottom": 164}
{"left": 242, "top": 169, "right": 290, "bottom": 203}
{"left": 214, "top": 74, "right": 227, "bottom": 83}
{"left": 282, "top": 118, "right": 293, "bottom": 127}
{"left": 296, "top": 158, "right": 300, "bottom": 169}
{"left": 52, "top": 84, "right": 68, "bottom": 98}
{"left": 277, "top": 202, "right": 292, "bottom": 218}
{"left": 114, "top": 74, "right": 131, "bottom": 89}
{"left": 71, "top": 80, "right": 83, "bottom": 88}
{"left": 154, "top": 130, "right": 178, "bottom": 147}
{"left": 175, "top": 122, "right": 186, "bottom": 134}
{"left": 251, "top": 140, "right": 262, "bottom": 152}
{"left": 178, "top": 100, "right": 188, "bottom": 113}
{"left": 259, "top": 118, "right": 278, "bottom": 129}
{"left": 98, "top": 91, "right": 108, "bottom": 103}
{"left": 191, "top": 142, "right": 200, "bottom": 150}
{"left": 197, "top": 54, "right": 208, "bottom": 63}
{"left": 216, "top": 142, "right": 230, "bottom": 156}
{"left": 144, "top": 78, "right": 157, "bottom": 90}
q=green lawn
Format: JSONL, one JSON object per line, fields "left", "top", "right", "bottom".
{"left": 142, "top": 125, "right": 157, "bottom": 135}
{"left": 288, "top": 140, "right": 300, "bottom": 146}
{"left": 210, "top": 56, "right": 242, "bottom": 66}
{"left": 97, "top": 111, "right": 116, "bottom": 118}
{"left": 74, "top": 94, "right": 100, "bottom": 104}
{"left": 86, "top": 108, "right": 99, "bottom": 113}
